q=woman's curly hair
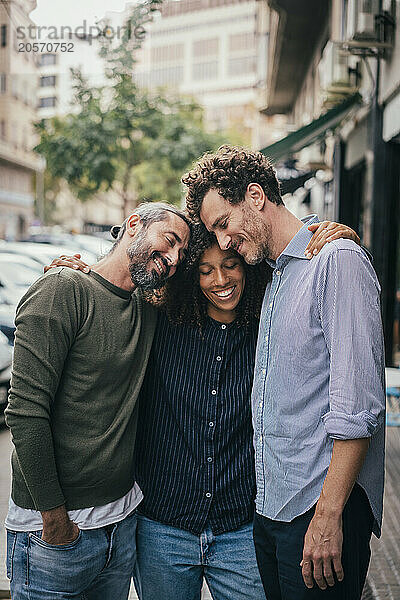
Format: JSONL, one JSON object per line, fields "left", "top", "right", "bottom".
{"left": 154, "top": 223, "right": 271, "bottom": 331}
{"left": 182, "top": 145, "right": 283, "bottom": 223}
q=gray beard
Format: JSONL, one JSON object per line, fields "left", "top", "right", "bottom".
{"left": 127, "top": 230, "right": 169, "bottom": 290}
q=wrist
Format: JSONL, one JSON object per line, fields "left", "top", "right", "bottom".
{"left": 315, "top": 494, "right": 344, "bottom": 520}
{"left": 41, "top": 505, "right": 69, "bottom": 526}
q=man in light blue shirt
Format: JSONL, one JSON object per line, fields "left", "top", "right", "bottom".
{"left": 184, "top": 145, "right": 385, "bottom": 600}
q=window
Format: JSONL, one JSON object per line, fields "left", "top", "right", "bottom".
{"left": 193, "top": 38, "right": 219, "bottom": 58}
{"left": 150, "top": 44, "right": 184, "bottom": 63}
{"left": 228, "top": 56, "right": 256, "bottom": 76}
{"left": 39, "top": 96, "right": 56, "bottom": 108}
{"left": 136, "top": 66, "right": 184, "bottom": 88}
{"left": 192, "top": 61, "right": 218, "bottom": 80}
{"left": 229, "top": 32, "right": 256, "bottom": 52}
{"left": 1, "top": 25, "right": 7, "bottom": 47}
{"left": 0, "top": 120, "right": 6, "bottom": 140}
{"left": 11, "top": 75, "right": 18, "bottom": 98}
{"left": 12, "top": 121, "right": 18, "bottom": 148}
{"left": 40, "top": 75, "right": 56, "bottom": 87}
{"left": 39, "top": 53, "right": 57, "bottom": 66}
{"left": 150, "top": 65, "right": 184, "bottom": 86}
{"left": 0, "top": 73, "right": 6, "bottom": 93}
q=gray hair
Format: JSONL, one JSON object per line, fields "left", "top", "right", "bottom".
{"left": 110, "top": 202, "right": 191, "bottom": 246}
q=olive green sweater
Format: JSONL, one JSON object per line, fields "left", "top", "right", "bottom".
{"left": 6, "top": 268, "right": 157, "bottom": 511}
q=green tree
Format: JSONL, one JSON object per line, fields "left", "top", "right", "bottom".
{"left": 134, "top": 95, "right": 223, "bottom": 204}
{"left": 34, "top": 0, "right": 222, "bottom": 219}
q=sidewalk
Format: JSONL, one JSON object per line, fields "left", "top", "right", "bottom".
{"left": 1, "top": 425, "right": 399, "bottom": 599}
{"left": 362, "top": 426, "right": 400, "bottom": 600}
{"left": 0, "top": 428, "right": 11, "bottom": 596}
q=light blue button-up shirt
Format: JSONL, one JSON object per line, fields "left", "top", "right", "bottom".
{"left": 252, "top": 215, "right": 385, "bottom": 536}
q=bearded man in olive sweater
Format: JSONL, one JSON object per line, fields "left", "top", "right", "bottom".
{"left": 5, "top": 202, "right": 190, "bottom": 600}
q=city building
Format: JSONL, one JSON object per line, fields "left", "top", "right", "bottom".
{"left": 131, "top": 0, "right": 281, "bottom": 148}
{"left": 0, "top": 0, "right": 43, "bottom": 240}
{"left": 261, "top": 0, "right": 399, "bottom": 365}
{"left": 36, "top": 33, "right": 106, "bottom": 120}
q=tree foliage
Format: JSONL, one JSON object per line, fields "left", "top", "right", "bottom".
{"left": 34, "top": 0, "right": 222, "bottom": 218}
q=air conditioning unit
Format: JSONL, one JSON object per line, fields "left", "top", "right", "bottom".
{"left": 319, "top": 42, "right": 359, "bottom": 95}
{"left": 346, "top": 0, "right": 380, "bottom": 41}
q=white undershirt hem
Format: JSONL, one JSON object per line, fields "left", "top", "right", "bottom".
{"left": 5, "top": 483, "right": 143, "bottom": 532}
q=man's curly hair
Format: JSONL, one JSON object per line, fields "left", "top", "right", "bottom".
{"left": 182, "top": 145, "right": 283, "bottom": 223}
{"left": 157, "top": 223, "right": 271, "bottom": 331}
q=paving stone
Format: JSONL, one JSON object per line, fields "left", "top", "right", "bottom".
{"left": 361, "top": 427, "right": 400, "bottom": 600}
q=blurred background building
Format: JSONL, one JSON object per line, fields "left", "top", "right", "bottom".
{"left": 36, "top": 35, "right": 105, "bottom": 119}
{"left": 261, "top": 0, "right": 400, "bottom": 365}
{"left": 132, "top": 0, "right": 280, "bottom": 148}
{"left": 0, "top": 0, "right": 43, "bottom": 240}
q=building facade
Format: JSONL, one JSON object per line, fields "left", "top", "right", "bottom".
{"left": 36, "top": 34, "right": 106, "bottom": 120}
{"left": 262, "top": 0, "right": 400, "bottom": 365}
{"left": 132, "top": 0, "right": 278, "bottom": 148}
{"left": 0, "top": 0, "right": 43, "bottom": 240}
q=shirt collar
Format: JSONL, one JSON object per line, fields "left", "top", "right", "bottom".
{"left": 266, "top": 214, "right": 319, "bottom": 269}
{"left": 207, "top": 315, "right": 237, "bottom": 331}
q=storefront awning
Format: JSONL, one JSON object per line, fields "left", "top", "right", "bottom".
{"left": 261, "top": 94, "right": 362, "bottom": 163}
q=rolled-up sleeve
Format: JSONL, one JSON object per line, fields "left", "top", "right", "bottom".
{"left": 317, "top": 247, "right": 386, "bottom": 440}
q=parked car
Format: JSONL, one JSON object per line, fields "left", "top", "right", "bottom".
{"left": 0, "top": 253, "right": 44, "bottom": 345}
{"left": 0, "top": 253, "right": 43, "bottom": 306}
{"left": 0, "top": 303, "right": 16, "bottom": 345}
{"left": 0, "top": 241, "right": 97, "bottom": 268}
{"left": 0, "top": 330, "right": 12, "bottom": 424}
{"left": 21, "top": 233, "right": 112, "bottom": 261}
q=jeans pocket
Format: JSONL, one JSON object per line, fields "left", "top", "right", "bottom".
{"left": 28, "top": 529, "right": 82, "bottom": 550}
{"left": 27, "top": 529, "right": 92, "bottom": 595}
{"left": 6, "top": 530, "right": 17, "bottom": 581}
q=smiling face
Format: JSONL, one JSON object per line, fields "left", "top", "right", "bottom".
{"left": 198, "top": 243, "right": 245, "bottom": 323}
{"left": 200, "top": 189, "right": 273, "bottom": 265}
{"left": 127, "top": 212, "right": 190, "bottom": 289}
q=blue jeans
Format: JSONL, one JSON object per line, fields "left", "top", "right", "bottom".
{"left": 6, "top": 510, "right": 139, "bottom": 600}
{"left": 136, "top": 514, "right": 265, "bottom": 600}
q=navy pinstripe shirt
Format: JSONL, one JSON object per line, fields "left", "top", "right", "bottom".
{"left": 134, "top": 310, "right": 258, "bottom": 535}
